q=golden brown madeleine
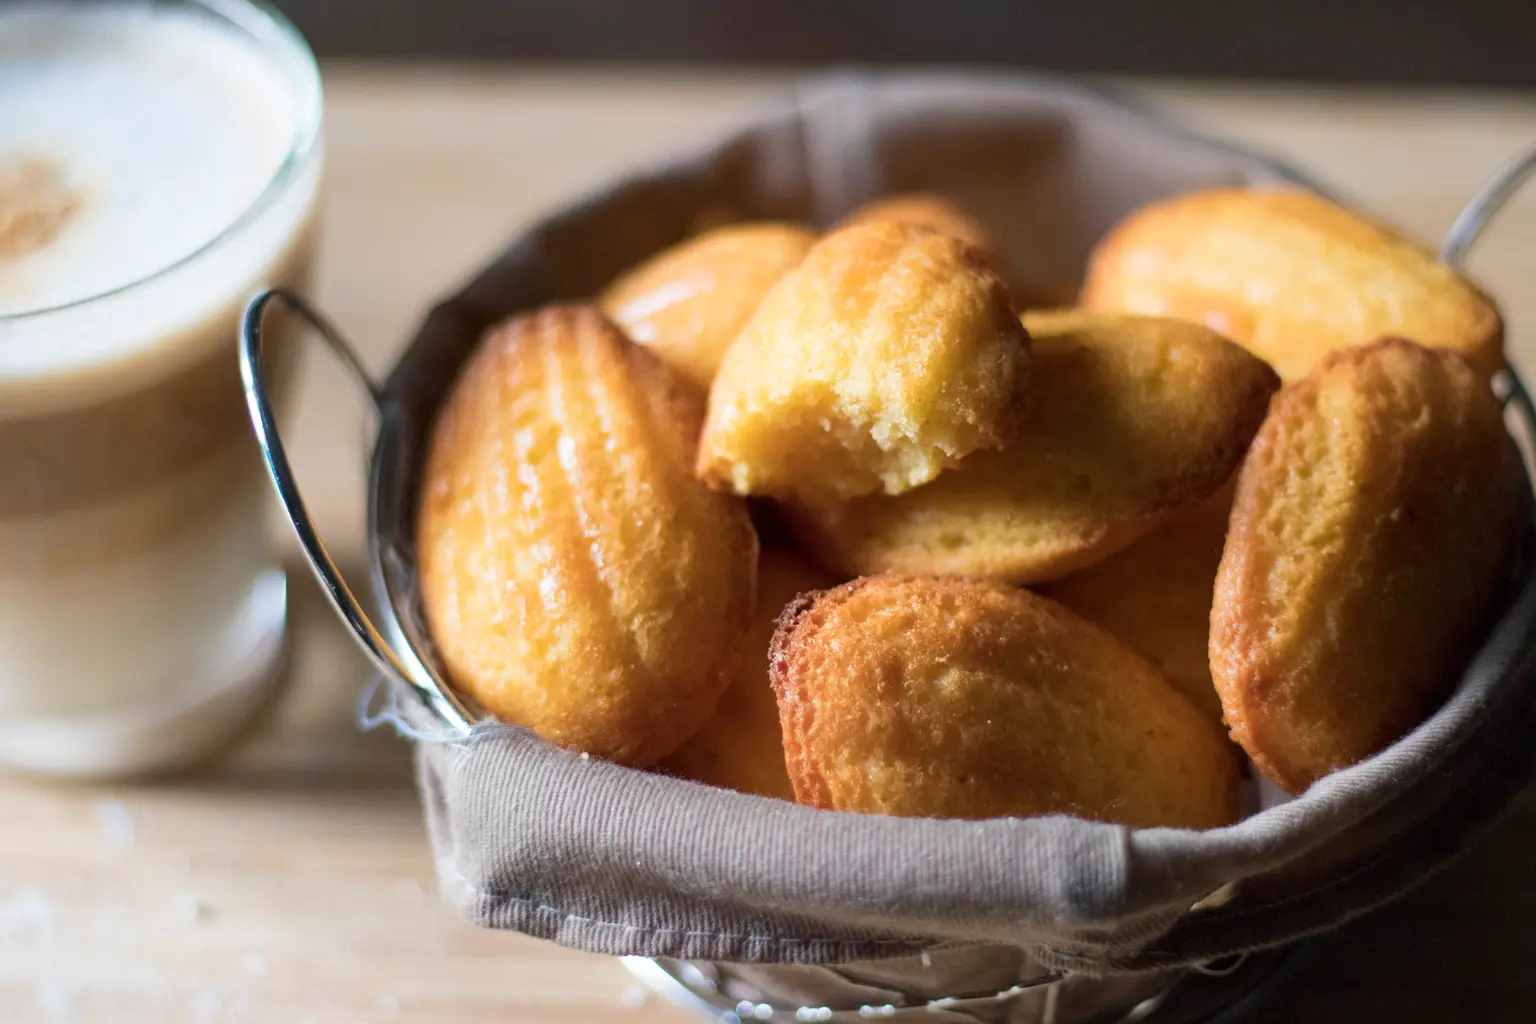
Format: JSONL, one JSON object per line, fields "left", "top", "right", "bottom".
{"left": 598, "top": 223, "right": 815, "bottom": 390}
{"left": 788, "top": 312, "right": 1278, "bottom": 583}
{"left": 1041, "top": 482, "right": 1234, "bottom": 726}
{"left": 660, "top": 548, "right": 839, "bottom": 799}
{"left": 696, "top": 220, "right": 1029, "bottom": 503}
{"left": 1212, "top": 339, "right": 1523, "bottom": 794}
{"left": 417, "top": 306, "right": 758, "bottom": 767}
{"left": 1081, "top": 187, "right": 1504, "bottom": 382}
{"left": 771, "top": 576, "right": 1239, "bottom": 827}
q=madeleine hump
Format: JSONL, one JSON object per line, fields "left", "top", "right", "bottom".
{"left": 788, "top": 311, "right": 1277, "bottom": 583}
{"left": 416, "top": 306, "right": 758, "bottom": 767}
{"left": 696, "top": 220, "right": 1029, "bottom": 503}
{"left": 770, "top": 575, "right": 1239, "bottom": 828}
{"left": 1211, "top": 339, "right": 1522, "bottom": 793}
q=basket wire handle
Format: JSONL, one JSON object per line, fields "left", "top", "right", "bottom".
{"left": 239, "top": 288, "right": 434, "bottom": 703}
{"left": 1440, "top": 142, "right": 1536, "bottom": 271}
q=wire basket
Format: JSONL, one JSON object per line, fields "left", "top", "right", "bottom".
{"left": 238, "top": 75, "right": 1536, "bottom": 1023}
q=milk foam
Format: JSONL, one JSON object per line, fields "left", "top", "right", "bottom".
{"left": 0, "top": 3, "right": 313, "bottom": 394}
{"left": 0, "top": 5, "right": 314, "bottom": 411}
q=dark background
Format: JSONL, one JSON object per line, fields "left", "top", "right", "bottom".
{"left": 273, "top": 0, "right": 1535, "bottom": 87}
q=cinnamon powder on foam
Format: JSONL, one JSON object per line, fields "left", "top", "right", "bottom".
{"left": 0, "top": 156, "right": 80, "bottom": 262}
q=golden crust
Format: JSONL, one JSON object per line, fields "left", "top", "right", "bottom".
{"left": 696, "top": 220, "right": 1030, "bottom": 503}
{"left": 1041, "top": 481, "right": 1234, "bottom": 726}
{"left": 416, "top": 305, "right": 758, "bottom": 767}
{"left": 770, "top": 575, "right": 1239, "bottom": 827}
{"left": 598, "top": 223, "right": 815, "bottom": 390}
{"left": 1081, "top": 187, "right": 1505, "bottom": 382}
{"left": 788, "top": 311, "right": 1278, "bottom": 583}
{"left": 659, "top": 548, "right": 840, "bottom": 799}
{"left": 1212, "top": 339, "right": 1522, "bottom": 793}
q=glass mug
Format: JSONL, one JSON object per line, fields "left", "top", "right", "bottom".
{"left": 0, "top": 0, "right": 322, "bottom": 775}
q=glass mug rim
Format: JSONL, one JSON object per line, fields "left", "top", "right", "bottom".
{"left": 0, "top": 0, "right": 323, "bottom": 324}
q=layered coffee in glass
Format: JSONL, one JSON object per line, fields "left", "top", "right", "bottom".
{"left": 0, "top": 0, "right": 322, "bottom": 775}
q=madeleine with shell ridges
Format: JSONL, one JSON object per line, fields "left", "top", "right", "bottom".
{"left": 659, "top": 547, "right": 839, "bottom": 799}
{"left": 416, "top": 305, "right": 758, "bottom": 768}
{"left": 788, "top": 311, "right": 1278, "bottom": 583}
{"left": 1081, "top": 187, "right": 1504, "bottom": 381}
{"left": 770, "top": 575, "right": 1239, "bottom": 828}
{"left": 1211, "top": 338, "right": 1522, "bottom": 793}
{"left": 599, "top": 222, "right": 815, "bottom": 390}
{"left": 696, "top": 220, "right": 1030, "bottom": 503}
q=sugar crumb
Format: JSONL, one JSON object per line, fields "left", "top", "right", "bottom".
{"left": 174, "top": 893, "right": 212, "bottom": 925}
{"left": 94, "top": 799, "right": 135, "bottom": 851}
{"left": 37, "top": 981, "right": 74, "bottom": 1021}
{"left": 0, "top": 888, "right": 57, "bottom": 943}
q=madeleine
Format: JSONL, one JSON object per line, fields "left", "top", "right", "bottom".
{"left": 660, "top": 548, "right": 839, "bottom": 799}
{"left": 1081, "top": 187, "right": 1503, "bottom": 381}
{"left": 789, "top": 311, "right": 1277, "bottom": 583}
{"left": 599, "top": 222, "right": 814, "bottom": 389}
{"left": 771, "top": 575, "right": 1239, "bottom": 828}
{"left": 1042, "top": 482, "right": 1235, "bottom": 726}
{"left": 417, "top": 306, "right": 757, "bottom": 767}
{"left": 838, "top": 193, "right": 1003, "bottom": 268}
{"left": 697, "top": 220, "right": 1029, "bottom": 503}
{"left": 1212, "top": 339, "right": 1522, "bottom": 792}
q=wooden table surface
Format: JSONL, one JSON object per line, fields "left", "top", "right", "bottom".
{"left": 5, "top": 69, "right": 1536, "bottom": 1023}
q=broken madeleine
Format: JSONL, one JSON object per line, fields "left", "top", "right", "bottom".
{"left": 417, "top": 305, "right": 757, "bottom": 768}
{"left": 1081, "top": 187, "right": 1504, "bottom": 381}
{"left": 1041, "top": 481, "right": 1235, "bottom": 726}
{"left": 788, "top": 311, "right": 1278, "bottom": 583}
{"left": 697, "top": 220, "right": 1029, "bottom": 503}
{"left": 660, "top": 548, "right": 840, "bottom": 799}
{"left": 1212, "top": 339, "right": 1522, "bottom": 793}
{"left": 599, "top": 222, "right": 815, "bottom": 389}
{"left": 771, "top": 575, "right": 1239, "bottom": 828}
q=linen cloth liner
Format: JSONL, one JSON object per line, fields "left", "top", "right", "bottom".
{"left": 382, "top": 73, "right": 1536, "bottom": 974}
